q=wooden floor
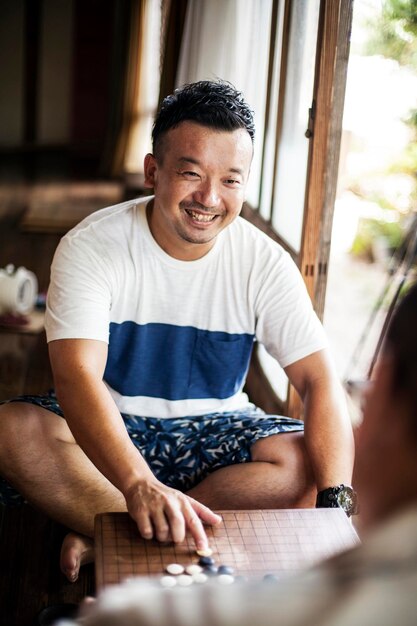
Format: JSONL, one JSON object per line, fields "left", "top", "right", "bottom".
{"left": 0, "top": 154, "right": 104, "bottom": 626}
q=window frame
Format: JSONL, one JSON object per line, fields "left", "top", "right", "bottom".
{"left": 243, "top": 0, "right": 354, "bottom": 417}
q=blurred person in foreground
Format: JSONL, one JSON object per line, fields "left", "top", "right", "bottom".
{"left": 65, "top": 281, "right": 417, "bottom": 626}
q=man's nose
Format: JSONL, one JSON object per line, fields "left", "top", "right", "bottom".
{"left": 193, "top": 180, "right": 220, "bottom": 208}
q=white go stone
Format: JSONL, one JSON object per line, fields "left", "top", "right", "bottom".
{"left": 192, "top": 572, "right": 208, "bottom": 584}
{"left": 185, "top": 564, "right": 203, "bottom": 575}
{"left": 217, "top": 574, "right": 235, "bottom": 585}
{"left": 165, "top": 563, "right": 185, "bottom": 575}
{"left": 196, "top": 547, "right": 213, "bottom": 557}
{"left": 176, "top": 574, "right": 194, "bottom": 586}
{"left": 160, "top": 575, "right": 177, "bottom": 588}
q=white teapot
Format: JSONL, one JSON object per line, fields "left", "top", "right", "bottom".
{"left": 0, "top": 265, "right": 38, "bottom": 315}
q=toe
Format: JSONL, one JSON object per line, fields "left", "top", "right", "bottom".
{"left": 60, "top": 532, "right": 94, "bottom": 582}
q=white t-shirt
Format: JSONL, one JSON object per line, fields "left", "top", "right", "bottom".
{"left": 45, "top": 196, "right": 327, "bottom": 418}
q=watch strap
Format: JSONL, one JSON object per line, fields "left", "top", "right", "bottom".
{"left": 316, "top": 484, "right": 358, "bottom": 516}
{"left": 316, "top": 486, "right": 343, "bottom": 508}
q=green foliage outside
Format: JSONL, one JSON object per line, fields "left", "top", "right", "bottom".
{"left": 351, "top": 217, "right": 404, "bottom": 262}
{"left": 350, "top": 0, "right": 417, "bottom": 263}
{"left": 364, "top": 0, "right": 417, "bottom": 67}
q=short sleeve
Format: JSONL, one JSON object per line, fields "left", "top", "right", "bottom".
{"left": 255, "top": 249, "right": 327, "bottom": 368}
{"left": 45, "top": 233, "right": 113, "bottom": 343}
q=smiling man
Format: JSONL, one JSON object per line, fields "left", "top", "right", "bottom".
{"left": 0, "top": 81, "right": 354, "bottom": 583}
{"left": 144, "top": 120, "right": 252, "bottom": 260}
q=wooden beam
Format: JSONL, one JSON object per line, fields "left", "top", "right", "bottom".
{"left": 158, "top": 0, "right": 188, "bottom": 105}
{"left": 287, "top": 0, "right": 353, "bottom": 419}
{"left": 315, "top": 0, "right": 354, "bottom": 316}
{"left": 23, "top": 0, "right": 41, "bottom": 144}
{"left": 299, "top": 0, "right": 353, "bottom": 317}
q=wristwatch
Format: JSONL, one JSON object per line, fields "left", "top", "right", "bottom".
{"left": 316, "top": 484, "right": 358, "bottom": 517}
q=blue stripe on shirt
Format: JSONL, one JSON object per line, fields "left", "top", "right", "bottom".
{"left": 104, "top": 322, "right": 254, "bottom": 400}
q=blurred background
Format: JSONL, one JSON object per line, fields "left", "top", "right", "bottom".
{"left": 324, "top": 0, "right": 417, "bottom": 385}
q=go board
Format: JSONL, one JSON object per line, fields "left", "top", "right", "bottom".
{"left": 95, "top": 509, "right": 359, "bottom": 590}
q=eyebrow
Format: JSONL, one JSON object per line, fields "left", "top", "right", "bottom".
{"left": 177, "top": 156, "right": 244, "bottom": 176}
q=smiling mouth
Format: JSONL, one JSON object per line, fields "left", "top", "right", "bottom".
{"left": 184, "top": 209, "right": 217, "bottom": 223}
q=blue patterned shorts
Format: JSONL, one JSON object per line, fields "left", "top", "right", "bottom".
{"left": 0, "top": 391, "right": 304, "bottom": 506}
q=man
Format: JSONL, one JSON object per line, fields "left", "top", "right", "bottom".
{"left": 0, "top": 81, "right": 353, "bottom": 583}
{"left": 59, "top": 281, "right": 417, "bottom": 626}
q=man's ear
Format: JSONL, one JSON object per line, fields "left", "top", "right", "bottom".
{"left": 144, "top": 153, "right": 158, "bottom": 189}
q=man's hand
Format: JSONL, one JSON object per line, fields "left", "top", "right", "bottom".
{"left": 125, "top": 478, "right": 222, "bottom": 550}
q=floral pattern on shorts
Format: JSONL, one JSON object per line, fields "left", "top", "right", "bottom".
{"left": 0, "top": 391, "right": 304, "bottom": 505}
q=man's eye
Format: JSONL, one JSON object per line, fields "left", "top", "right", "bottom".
{"left": 225, "top": 179, "right": 240, "bottom": 185}
{"left": 182, "top": 171, "right": 199, "bottom": 177}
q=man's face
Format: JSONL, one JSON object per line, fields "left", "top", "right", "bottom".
{"left": 144, "top": 121, "right": 253, "bottom": 261}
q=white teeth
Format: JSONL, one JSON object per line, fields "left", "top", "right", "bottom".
{"left": 186, "top": 210, "right": 216, "bottom": 222}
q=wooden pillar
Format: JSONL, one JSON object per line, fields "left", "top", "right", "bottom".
{"left": 287, "top": 0, "right": 354, "bottom": 419}
{"left": 23, "top": 0, "right": 41, "bottom": 144}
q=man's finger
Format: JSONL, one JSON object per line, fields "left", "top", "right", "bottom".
{"left": 182, "top": 503, "right": 210, "bottom": 551}
{"left": 135, "top": 510, "right": 154, "bottom": 540}
{"left": 164, "top": 505, "right": 186, "bottom": 544}
{"left": 188, "top": 496, "right": 223, "bottom": 526}
{"left": 151, "top": 509, "right": 171, "bottom": 543}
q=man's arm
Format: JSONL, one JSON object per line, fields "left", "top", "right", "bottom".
{"left": 48, "top": 338, "right": 221, "bottom": 547}
{"left": 284, "top": 348, "right": 354, "bottom": 491}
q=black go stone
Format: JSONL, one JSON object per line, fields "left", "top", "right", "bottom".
{"left": 198, "top": 556, "right": 215, "bottom": 567}
{"left": 217, "top": 565, "right": 235, "bottom": 575}
{"left": 204, "top": 564, "right": 218, "bottom": 575}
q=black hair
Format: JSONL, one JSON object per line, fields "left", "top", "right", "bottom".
{"left": 385, "top": 280, "right": 417, "bottom": 420}
{"left": 152, "top": 80, "right": 255, "bottom": 159}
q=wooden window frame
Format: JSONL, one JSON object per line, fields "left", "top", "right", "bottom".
{"left": 244, "top": 0, "right": 354, "bottom": 418}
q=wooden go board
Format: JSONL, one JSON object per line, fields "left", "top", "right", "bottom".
{"left": 95, "top": 509, "right": 359, "bottom": 590}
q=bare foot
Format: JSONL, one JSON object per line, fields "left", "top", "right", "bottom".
{"left": 60, "top": 532, "right": 94, "bottom": 582}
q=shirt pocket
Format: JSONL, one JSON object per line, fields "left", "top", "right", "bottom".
{"left": 188, "top": 331, "right": 254, "bottom": 399}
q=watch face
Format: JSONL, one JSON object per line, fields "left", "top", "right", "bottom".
{"left": 336, "top": 486, "right": 357, "bottom": 514}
